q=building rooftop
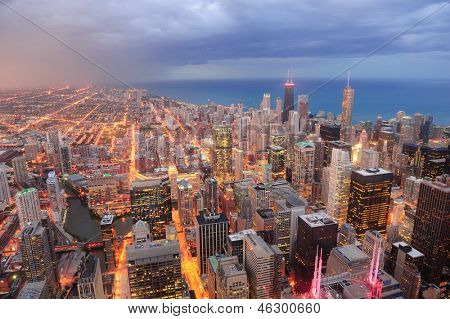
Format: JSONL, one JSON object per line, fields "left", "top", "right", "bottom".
{"left": 257, "top": 208, "right": 274, "bottom": 219}
{"left": 228, "top": 229, "right": 256, "bottom": 242}
{"left": 196, "top": 213, "right": 228, "bottom": 225}
{"left": 17, "top": 188, "right": 37, "bottom": 196}
{"left": 393, "top": 241, "right": 424, "bottom": 259}
{"left": 177, "top": 179, "right": 192, "bottom": 190}
{"left": 355, "top": 168, "right": 391, "bottom": 177}
{"left": 221, "top": 263, "right": 246, "bottom": 277}
{"left": 295, "top": 141, "right": 315, "bottom": 148}
{"left": 299, "top": 211, "right": 336, "bottom": 228}
{"left": 333, "top": 245, "right": 370, "bottom": 264}
{"left": 100, "top": 214, "right": 114, "bottom": 226}
{"left": 126, "top": 239, "right": 180, "bottom": 261}
{"left": 244, "top": 233, "right": 275, "bottom": 258}
{"left": 131, "top": 175, "right": 169, "bottom": 188}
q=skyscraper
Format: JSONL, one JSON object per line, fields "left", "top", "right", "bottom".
{"left": 217, "top": 262, "right": 249, "bottom": 299}
{"left": 326, "top": 149, "right": 353, "bottom": 226}
{"left": 177, "top": 179, "right": 193, "bottom": 226}
{"left": 127, "top": 221, "right": 183, "bottom": 299}
{"left": 46, "top": 130, "right": 61, "bottom": 149}
{"left": 195, "top": 213, "right": 229, "bottom": 275}
{"left": 361, "top": 230, "right": 385, "bottom": 270}
{"left": 260, "top": 92, "right": 271, "bottom": 111}
{"left": 46, "top": 171, "right": 64, "bottom": 223}
{"left": 360, "top": 149, "right": 380, "bottom": 169}
{"left": 268, "top": 145, "right": 286, "bottom": 180}
{"left": 388, "top": 242, "right": 424, "bottom": 299}
{"left": 204, "top": 176, "right": 219, "bottom": 214}
{"left": 211, "top": 124, "right": 233, "bottom": 183}
{"left": 16, "top": 188, "right": 41, "bottom": 229}
{"left": 226, "top": 228, "right": 257, "bottom": 264}
{"left": 59, "top": 145, "right": 72, "bottom": 175}
{"left": 297, "top": 95, "right": 309, "bottom": 121}
{"left": 340, "top": 75, "right": 355, "bottom": 144}
{"left": 244, "top": 233, "right": 283, "bottom": 299}
{"left": 12, "top": 156, "right": 27, "bottom": 184}
{"left": 0, "top": 168, "right": 11, "bottom": 207}
{"left": 411, "top": 175, "right": 449, "bottom": 284}
{"left": 233, "top": 148, "right": 243, "bottom": 180}
{"left": 249, "top": 183, "right": 270, "bottom": 224}
{"left": 347, "top": 168, "right": 393, "bottom": 240}
{"left": 100, "top": 214, "right": 116, "bottom": 272}
{"left": 292, "top": 141, "right": 315, "bottom": 199}
{"left": 295, "top": 212, "right": 338, "bottom": 273}
{"left": 207, "top": 254, "right": 249, "bottom": 299}
{"left": 77, "top": 255, "right": 106, "bottom": 299}
{"left": 282, "top": 69, "right": 294, "bottom": 123}
{"left": 130, "top": 175, "right": 172, "bottom": 239}
{"left": 19, "top": 221, "right": 57, "bottom": 289}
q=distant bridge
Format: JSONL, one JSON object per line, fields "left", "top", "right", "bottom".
{"left": 54, "top": 241, "right": 103, "bottom": 253}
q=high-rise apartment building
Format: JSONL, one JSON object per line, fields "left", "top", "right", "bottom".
{"left": 211, "top": 124, "right": 233, "bottom": 183}
{"left": 177, "top": 179, "right": 193, "bottom": 226}
{"left": 101, "top": 214, "right": 116, "bottom": 272}
{"left": 16, "top": 188, "right": 41, "bottom": 229}
{"left": 0, "top": 168, "right": 11, "bottom": 207}
{"left": 87, "top": 174, "right": 119, "bottom": 215}
{"left": 292, "top": 142, "right": 315, "bottom": 199}
{"left": 12, "top": 156, "right": 27, "bottom": 184}
{"left": 46, "top": 171, "right": 64, "bottom": 223}
{"left": 233, "top": 148, "right": 244, "bottom": 180}
{"left": 326, "top": 149, "right": 352, "bottom": 226}
{"left": 46, "top": 131, "right": 61, "bottom": 149}
{"left": 19, "top": 221, "right": 57, "bottom": 289}
{"left": 59, "top": 145, "right": 72, "bottom": 175}
{"left": 347, "top": 168, "right": 393, "bottom": 240}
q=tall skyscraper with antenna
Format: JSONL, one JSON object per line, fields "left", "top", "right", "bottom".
{"left": 340, "top": 72, "right": 354, "bottom": 143}
{"left": 282, "top": 68, "right": 295, "bottom": 123}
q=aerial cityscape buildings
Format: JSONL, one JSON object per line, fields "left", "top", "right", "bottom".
{"left": 0, "top": 75, "right": 448, "bottom": 301}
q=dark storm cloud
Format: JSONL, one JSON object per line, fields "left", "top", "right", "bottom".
{"left": 0, "top": 0, "right": 449, "bottom": 86}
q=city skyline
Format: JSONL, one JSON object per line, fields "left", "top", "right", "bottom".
{"left": 0, "top": 0, "right": 449, "bottom": 304}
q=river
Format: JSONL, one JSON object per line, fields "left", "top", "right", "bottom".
{"left": 63, "top": 186, "right": 133, "bottom": 242}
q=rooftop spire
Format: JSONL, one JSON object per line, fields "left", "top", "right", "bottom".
{"left": 347, "top": 70, "right": 351, "bottom": 87}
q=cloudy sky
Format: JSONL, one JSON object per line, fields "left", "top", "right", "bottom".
{"left": 0, "top": 0, "right": 449, "bottom": 87}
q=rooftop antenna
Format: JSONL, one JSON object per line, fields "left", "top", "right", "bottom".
{"left": 347, "top": 70, "right": 351, "bottom": 87}
{"left": 290, "top": 67, "right": 294, "bottom": 83}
